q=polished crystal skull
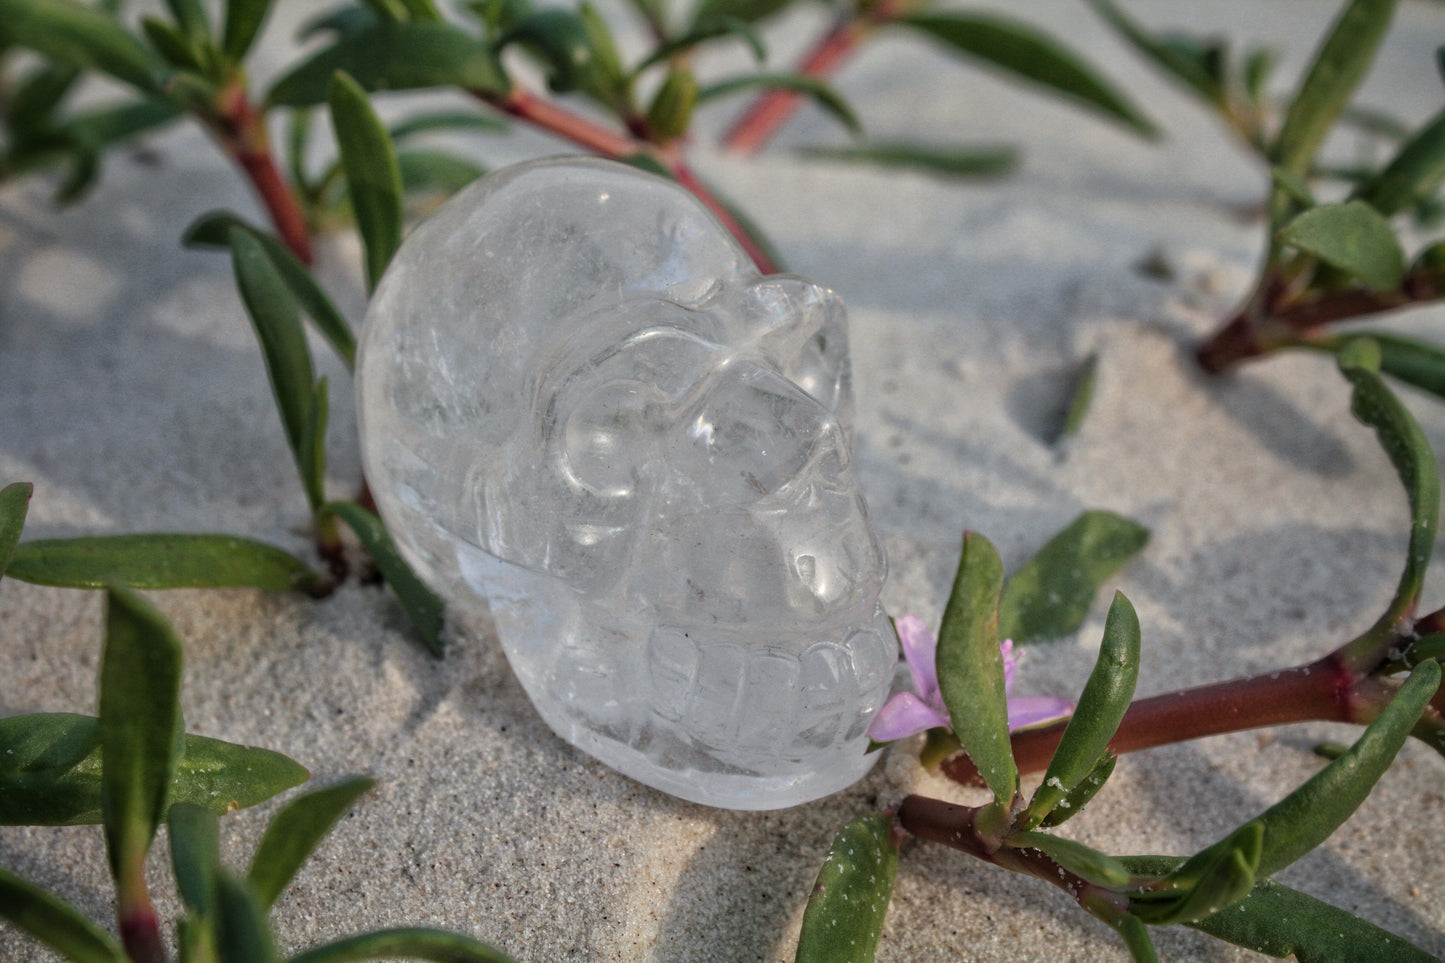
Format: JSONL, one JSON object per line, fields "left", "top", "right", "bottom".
{"left": 356, "top": 157, "right": 896, "bottom": 809}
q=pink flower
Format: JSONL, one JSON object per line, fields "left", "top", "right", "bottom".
{"left": 868, "top": 614, "right": 1073, "bottom": 742}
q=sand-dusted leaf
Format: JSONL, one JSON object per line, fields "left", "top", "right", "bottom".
{"left": 1352, "top": 106, "right": 1445, "bottom": 217}
{"left": 1124, "top": 858, "right": 1438, "bottom": 962}
{"left": 290, "top": 928, "right": 520, "bottom": 963}
{"left": 267, "top": 21, "right": 508, "bottom": 106}
{"left": 1278, "top": 201, "right": 1404, "bottom": 292}
{"left": 1337, "top": 340, "right": 1439, "bottom": 664}
{"left": 698, "top": 74, "right": 859, "bottom": 137}
{"left": 1251, "top": 660, "right": 1439, "bottom": 877}
{"left": 398, "top": 149, "right": 484, "bottom": 196}
{"left": 247, "top": 776, "right": 374, "bottom": 910}
{"left": 798, "top": 142, "right": 1018, "bottom": 180}
{"left": 100, "top": 588, "right": 183, "bottom": 894}
{"left": 1009, "top": 829, "right": 1129, "bottom": 886}
{"left": 0, "top": 482, "right": 32, "bottom": 582}
{"left": 998, "top": 511, "right": 1149, "bottom": 645}
{"left": 323, "top": 501, "right": 445, "bottom": 655}
{"left": 1273, "top": 0, "right": 1397, "bottom": 175}
{"left": 0, "top": 712, "right": 307, "bottom": 826}
{"left": 1021, "top": 593, "right": 1139, "bottom": 829}
{"left": 222, "top": 0, "right": 272, "bottom": 60}
{"left": 215, "top": 873, "right": 279, "bottom": 963}
{"left": 1038, "top": 751, "right": 1115, "bottom": 829}
{"left": 1128, "top": 822, "right": 1262, "bottom": 925}
{"left": 936, "top": 532, "right": 1017, "bottom": 805}
{"left": 0, "top": 867, "right": 127, "bottom": 963}
{"left": 794, "top": 813, "right": 897, "bottom": 963}
{"left": 897, "top": 12, "right": 1156, "bottom": 138}
{"left": 0, "top": 0, "right": 162, "bottom": 94}
{"left": 1084, "top": 0, "right": 1221, "bottom": 106}
{"left": 7, "top": 533, "right": 325, "bottom": 594}
{"left": 185, "top": 212, "right": 356, "bottom": 369}
{"left": 169, "top": 802, "right": 222, "bottom": 917}
{"left": 330, "top": 71, "right": 404, "bottom": 292}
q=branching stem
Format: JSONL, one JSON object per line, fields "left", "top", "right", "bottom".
{"left": 212, "top": 81, "right": 314, "bottom": 265}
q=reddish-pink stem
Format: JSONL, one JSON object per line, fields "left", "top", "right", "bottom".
{"left": 214, "top": 82, "right": 314, "bottom": 265}
{"left": 119, "top": 905, "right": 167, "bottom": 963}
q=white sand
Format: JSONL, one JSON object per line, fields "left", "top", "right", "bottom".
{"left": 4, "top": 1, "right": 1445, "bottom": 960}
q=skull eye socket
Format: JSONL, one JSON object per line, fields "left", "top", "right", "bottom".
{"left": 562, "top": 380, "right": 668, "bottom": 497}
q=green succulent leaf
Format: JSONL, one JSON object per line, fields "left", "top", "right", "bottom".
{"left": 1110, "top": 913, "right": 1158, "bottom": 963}
{"left": 322, "top": 501, "right": 445, "bottom": 655}
{"left": 1021, "top": 592, "right": 1139, "bottom": 830}
{"left": 646, "top": 67, "right": 698, "bottom": 144}
{"left": 0, "top": 0, "right": 162, "bottom": 94}
{"left": 1272, "top": 0, "right": 1398, "bottom": 176}
{"left": 222, "top": 0, "right": 274, "bottom": 62}
{"left": 1270, "top": 167, "right": 1316, "bottom": 210}
{"left": 215, "top": 873, "right": 280, "bottom": 963}
{"left": 289, "top": 928, "right": 520, "bottom": 963}
{"left": 247, "top": 776, "right": 375, "bottom": 910}
{"left": 1123, "top": 860, "right": 1439, "bottom": 962}
{"left": 794, "top": 813, "right": 897, "bottom": 963}
{"left": 398, "top": 149, "right": 485, "bottom": 197}
{"left": 1128, "top": 822, "right": 1262, "bottom": 925}
{"left": 1310, "top": 332, "right": 1445, "bottom": 403}
{"left": 1351, "top": 105, "right": 1445, "bottom": 218}
{"left": 1083, "top": 0, "right": 1222, "bottom": 107}
{"left": 169, "top": 802, "right": 223, "bottom": 918}
{"left": 141, "top": 15, "right": 205, "bottom": 72}
{"left": 797, "top": 142, "right": 1018, "bottom": 180}
{"left": 1337, "top": 340, "right": 1440, "bottom": 665}
{"left": 267, "top": 21, "right": 508, "bottom": 106}
{"left": 0, "top": 867, "right": 127, "bottom": 963}
{"left": 698, "top": 73, "right": 860, "bottom": 138}
{"left": 162, "top": 0, "right": 210, "bottom": 37}
{"left": 1008, "top": 829, "right": 1130, "bottom": 886}
{"left": 936, "top": 532, "right": 1018, "bottom": 805}
{"left": 637, "top": 16, "right": 766, "bottom": 70}
{"left": 0, "top": 482, "right": 33, "bottom": 582}
{"left": 897, "top": 12, "right": 1156, "bottom": 138}
{"left": 497, "top": 8, "right": 596, "bottom": 94}
{"left": 1056, "top": 352, "right": 1099, "bottom": 442}
{"left": 387, "top": 110, "right": 507, "bottom": 140}
{"left": 100, "top": 588, "right": 184, "bottom": 896}
{"left": 689, "top": 0, "right": 791, "bottom": 28}
{"left": 0, "top": 712, "right": 307, "bottom": 826}
{"left": 1037, "top": 751, "right": 1116, "bottom": 829}
{"left": 329, "top": 70, "right": 404, "bottom": 293}
{"left": 998, "top": 510, "right": 1149, "bottom": 645}
{"left": 6, "top": 62, "right": 81, "bottom": 131}
{"left": 1277, "top": 201, "right": 1405, "bottom": 292}
{"left": 6, "top": 533, "right": 325, "bottom": 594}
{"left": 184, "top": 212, "right": 356, "bottom": 369}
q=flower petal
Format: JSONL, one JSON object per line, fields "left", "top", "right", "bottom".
{"left": 896, "top": 614, "right": 939, "bottom": 702}
{"left": 1007, "top": 696, "right": 1074, "bottom": 731}
{"left": 868, "top": 691, "right": 949, "bottom": 742}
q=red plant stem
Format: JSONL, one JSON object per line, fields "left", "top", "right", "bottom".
{"left": 214, "top": 82, "right": 314, "bottom": 265}
{"left": 669, "top": 159, "right": 780, "bottom": 274}
{"left": 119, "top": 904, "right": 167, "bottom": 963}
{"left": 942, "top": 656, "right": 1359, "bottom": 786}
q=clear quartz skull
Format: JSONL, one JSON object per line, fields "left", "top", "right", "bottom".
{"left": 357, "top": 157, "right": 896, "bottom": 809}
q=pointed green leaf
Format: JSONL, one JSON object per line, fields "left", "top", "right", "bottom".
{"left": 998, "top": 511, "right": 1149, "bottom": 645}
{"left": 329, "top": 71, "right": 404, "bottom": 292}
{"left": 215, "top": 873, "right": 280, "bottom": 963}
{"left": 184, "top": 212, "right": 356, "bottom": 369}
{"left": 936, "top": 532, "right": 1017, "bottom": 805}
{"left": 1337, "top": 341, "right": 1439, "bottom": 665}
{"left": 323, "top": 501, "right": 445, "bottom": 655}
{"left": 169, "top": 802, "right": 222, "bottom": 917}
{"left": 398, "top": 149, "right": 484, "bottom": 197}
{"left": 698, "top": 73, "right": 860, "bottom": 137}
{"left": 1083, "top": 0, "right": 1221, "bottom": 106}
{"left": 247, "top": 776, "right": 374, "bottom": 910}
{"left": 0, "top": 0, "right": 162, "bottom": 94}
{"left": 689, "top": 0, "right": 790, "bottom": 28}
{"left": 141, "top": 16, "right": 204, "bottom": 72}
{"left": 1129, "top": 822, "right": 1262, "bottom": 924}
{"left": 898, "top": 12, "right": 1156, "bottom": 138}
{"left": 0, "top": 712, "right": 308, "bottom": 826}
{"left": 1056, "top": 352, "right": 1099, "bottom": 442}
{"left": 1352, "top": 106, "right": 1445, "bottom": 217}
{"left": 7, "top": 62, "right": 81, "bottom": 131}
{"left": 387, "top": 110, "right": 507, "bottom": 140}
{"left": 1257, "top": 661, "right": 1439, "bottom": 877}
{"left": 794, "top": 813, "right": 897, "bottom": 963}
{"left": 7, "top": 533, "right": 325, "bottom": 594}
{"left": 289, "top": 928, "right": 519, "bottom": 963}
{"left": 100, "top": 588, "right": 184, "bottom": 891}
{"left": 163, "top": 0, "right": 210, "bottom": 38}
{"left": 1022, "top": 593, "right": 1139, "bottom": 829}
{"left": 0, "top": 867, "right": 127, "bottom": 963}
{"left": 1273, "top": 0, "right": 1398, "bottom": 175}
{"left": 1313, "top": 332, "right": 1445, "bottom": 402}
{"left": 222, "top": 0, "right": 272, "bottom": 60}
{"left": 636, "top": 15, "right": 766, "bottom": 70}
{"left": 0, "top": 482, "right": 33, "bottom": 582}
{"left": 1110, "top": 914, "right": 1158, "bottom": 963}
{"left": 1278, "top": 201, "right": 1405, "bottom": 292}
{"left": 299, "top": 378, "right": 329, "bottom": 512}
{"left": 266, "top": 21, "right": 508, "bottom": 106}
{"left": 1270, "top": 167, "right": 1316, "bottom": 210}
{"left": 1038, "top": 751, "right": 1116, "bottom": 829}
{"left": 497, "top": 8, "right": 597, "bottom": 95}
{"left": 1008, "top": 829, "right": 1130, "bottom": 886}
{"left": 797, "top": 142, "right": 1018, "bottom": 179}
